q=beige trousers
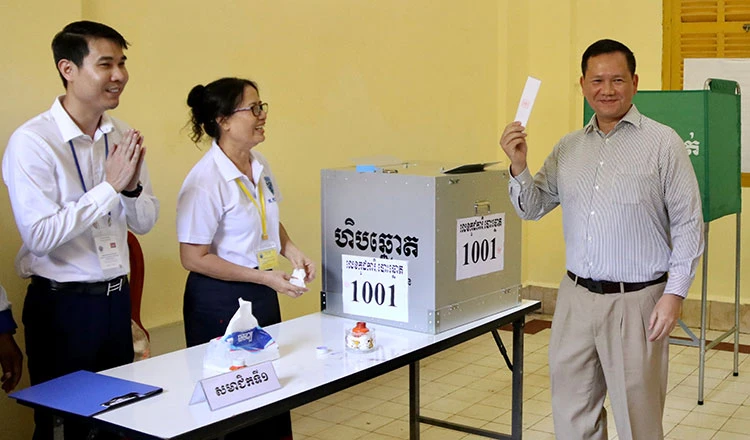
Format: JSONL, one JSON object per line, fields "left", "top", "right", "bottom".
{"left": 549, "top": 275, "right": 669, "bottom": 440}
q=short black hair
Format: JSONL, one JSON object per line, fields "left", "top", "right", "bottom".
{"left": 581, "top": 39, "right": 636, "bottom": 77}
{"left": 51, "top": 21, "right": 129, "bottom": 87}
{"left": 187, "top": 78, "right": 259, "bottom": 143}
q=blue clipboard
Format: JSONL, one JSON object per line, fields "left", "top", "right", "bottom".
{"left": 9, "top": 370, "right": 162, "bottom": 417}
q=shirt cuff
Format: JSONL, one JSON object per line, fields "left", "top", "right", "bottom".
{"left": 510, "top": 167, "right": 533, "bottom": 187}
{"left": 664, "top": 273, "right": 692, "bottom": 298}
{"left": 89, "top": 182, "right": 120, "bottom": 213}
{"left": 508, "top": 167, "right": 533, "bottom": 212}
{"left": 0, "top": 309, "right": 17, "bottom": 335}
{"left": 120, "top": 191, "right": 140, "bottom": 210}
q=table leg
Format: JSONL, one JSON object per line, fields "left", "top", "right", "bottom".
{"left": 511, "top": 318, "right": 525, "bottom": 440}
{"left": 53, "top": 416, "right": 64, "bottom": 440}
{"left": 409, "top": 360, "right": 420, "bottom": 440}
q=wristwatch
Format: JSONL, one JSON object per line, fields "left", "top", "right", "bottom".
{"left": 121, "top": 183, "right": 143, "bottom": 198}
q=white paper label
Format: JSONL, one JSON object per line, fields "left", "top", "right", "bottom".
{"left": 341, "top": 255, "right": 409, "bottom": 322}
{"left": 190, "top": 361, "right": 280, "bottom": 411}
{"left": 514, "top": 76, "right": 542, "bottom": 126}
{"left": 455, "top": 213, "right": 505, "bottom": 281}
{"left": 91, "top": 217, "right": 125, "bottom": 279}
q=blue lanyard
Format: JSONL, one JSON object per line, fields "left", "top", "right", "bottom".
{"left": 68, "top": 134, "right": 108, "bottom": 192}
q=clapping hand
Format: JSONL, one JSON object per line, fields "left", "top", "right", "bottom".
{"left": 106, "top": 129, "right": 145, "bottom": 193}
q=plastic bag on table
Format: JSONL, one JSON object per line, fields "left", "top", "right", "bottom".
{"left": 202, "top": 298, "right": 280, "bottom": 375}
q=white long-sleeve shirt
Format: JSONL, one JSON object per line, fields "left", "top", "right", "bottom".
{"left": 2, "top": 97, "right": 160, "bottom": 282}
{"left": 509, "top": 106, "right": 704, "bottom": 298}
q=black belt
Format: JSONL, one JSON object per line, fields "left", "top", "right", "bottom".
{"left": 567, "top": 271, "right": 667, "bottom": 294}
{"left": 31, "top": 275, "right": 128, "bottom": 296}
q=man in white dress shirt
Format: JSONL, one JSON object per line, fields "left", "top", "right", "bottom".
{"left": 2, "top": 21, "right": 159, "bottom": 440}
{"left": 499, "top": 39, "right": 703, "bottom": 439}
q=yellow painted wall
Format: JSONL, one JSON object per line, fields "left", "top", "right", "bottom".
{"left": 81, "top": 0, "right": 501, "bottom": 328}
{"left": 0, "top": 0, "right": 745, "bottom": 437}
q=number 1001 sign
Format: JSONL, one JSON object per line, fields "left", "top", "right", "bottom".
{"left": 341, "top": 254, "right": 409, "bottom": 323}
{"left": 455, "top": 213, "right": 505, "bottom": 281}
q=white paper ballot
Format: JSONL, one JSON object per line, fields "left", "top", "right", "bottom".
{"left": 514, "top": 76, "right": 541, "bottom": 126}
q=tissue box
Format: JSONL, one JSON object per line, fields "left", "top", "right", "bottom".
{"left": 202, "top": 299, "right": 280, "bottom": 374}
{"left": 203, "top": 330, "right": 279, "bottom": 374}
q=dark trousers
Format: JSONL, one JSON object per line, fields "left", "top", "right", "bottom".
{"left": 23, "top": 278, "right": 134, "bottom": 440}
{"left": 183, "top": 272, "right": 292, "bottom": 440}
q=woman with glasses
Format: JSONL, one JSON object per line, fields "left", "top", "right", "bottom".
{"left": 177, "top": 77, "right": 314, "bottom": 440}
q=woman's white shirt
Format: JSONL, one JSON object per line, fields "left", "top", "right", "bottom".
{"left": 177, "top": 140, "right": 282, "bottom": 268}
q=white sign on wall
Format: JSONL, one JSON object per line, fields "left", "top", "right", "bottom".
{"left": 341, "top": 254, "right": 409, "bottom": 322}
{"left": 684, "top": 58, "right": 750, "bottom": 172}
{"left": 455, "top": 213, "right": 505, "bottom": 280}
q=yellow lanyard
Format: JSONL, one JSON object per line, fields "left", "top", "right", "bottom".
{"left": 235, "top": 178, "right": 268, "bottom": 240}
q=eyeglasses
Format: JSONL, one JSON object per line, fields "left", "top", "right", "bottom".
{"left": 232, "top": 102, "right": 269, "bottom": 117}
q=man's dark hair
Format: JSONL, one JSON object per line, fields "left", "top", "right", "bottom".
{"left": 51, "top": 21, "right": 129, "bottom": 87}
{"left": 581, "top": 39, "right": 636, "bottom": 77}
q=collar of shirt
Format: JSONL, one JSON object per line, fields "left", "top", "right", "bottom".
{"left": 49, "top": 96, "right": 115, "bottom": 143}
{"left": 210, "top": 139, "right": 265, "bottom": 187}
{"left": 584, "top": 104, "right": 643, "bottom": 136}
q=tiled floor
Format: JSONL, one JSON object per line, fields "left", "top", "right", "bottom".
{"left": 289, "top": 316, "right": 750, "bottom": 440}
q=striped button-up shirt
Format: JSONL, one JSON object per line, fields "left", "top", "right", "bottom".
{"left": 509, "top": 105, "right": 704, "bottom": 298}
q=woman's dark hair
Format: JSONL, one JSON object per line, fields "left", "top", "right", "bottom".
{"left": 187, "top": 77, "right": 258, "bottom": 143}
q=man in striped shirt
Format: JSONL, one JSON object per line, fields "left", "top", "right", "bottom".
{"left": 500, "top": 39, "right": 703, "bottom": 440}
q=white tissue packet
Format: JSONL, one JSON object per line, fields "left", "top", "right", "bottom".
{"left": 290, "top": 268, "right": 306, "bottom": 288}
{"left": 203, "top": 298, "right": 280, "bottom": 375}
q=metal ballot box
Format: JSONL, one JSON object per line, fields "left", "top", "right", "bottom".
{"left": 320, "top": 162, "right": 521, "bottom": 334}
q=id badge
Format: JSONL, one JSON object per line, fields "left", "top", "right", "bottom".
{"left": 255, "top": 241, "right": 279, "bottom": 271}
{"left": 91, "top": 216, "right": 125, "bottom": 279}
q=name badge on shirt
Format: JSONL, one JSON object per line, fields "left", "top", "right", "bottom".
{"left": 255, "top": 241, "right": 279, "bottom": 271}
{"left": 92, "top": 216, "right": 125, "bottom": 279}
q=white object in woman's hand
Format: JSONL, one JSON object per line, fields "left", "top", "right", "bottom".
{"left": 290, "top": 268, "right": 306, "bottom": 288}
